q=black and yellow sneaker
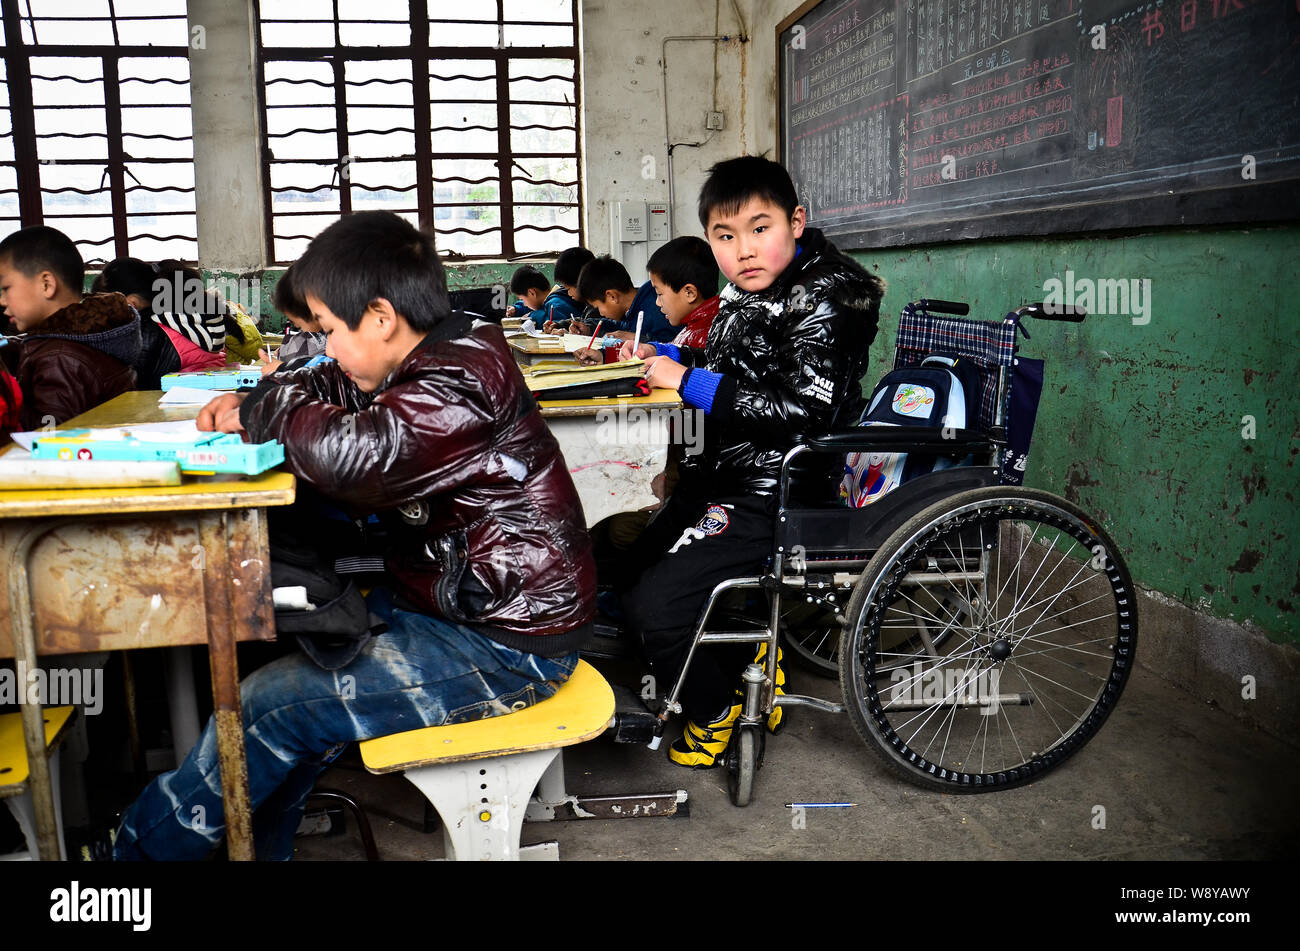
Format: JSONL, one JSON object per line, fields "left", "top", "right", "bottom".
{"left": 667, "top": 701, "right": 742, "bottom": 769}
{"left": 75, "top": 823, "right": 117, "bottom": 861}
{"left": 754, "top": 643, "right": 788, "bottom": 735}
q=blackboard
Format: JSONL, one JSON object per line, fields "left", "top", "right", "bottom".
{"left": 778, "top": 0, "right": 1300, "bottom": 247}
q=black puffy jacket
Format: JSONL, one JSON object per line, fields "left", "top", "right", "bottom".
{"left": 674, "top": 227, "right": 885, "bottom": 498}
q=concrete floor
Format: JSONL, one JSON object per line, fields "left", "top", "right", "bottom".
{"left": 291, "top": 656, "right": 1300, "bottom": 862}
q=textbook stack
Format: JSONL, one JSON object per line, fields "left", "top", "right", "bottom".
{"left": 522, "top": 359, "right": 648, "bottom": 401}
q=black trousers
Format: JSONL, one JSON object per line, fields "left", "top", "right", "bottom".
{"left": 616, "top": 485, "right": 776, "bottom": 719}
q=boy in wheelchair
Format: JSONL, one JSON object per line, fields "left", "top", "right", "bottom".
{"left": 614, "top": 156, "right": 885, "bottom": 768}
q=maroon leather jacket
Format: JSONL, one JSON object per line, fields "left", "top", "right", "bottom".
{"left": 17, "top": 293, "right": 141, "bottom": 429}
{"left": 239, "top": 318, "right": 595, "bottom": 655}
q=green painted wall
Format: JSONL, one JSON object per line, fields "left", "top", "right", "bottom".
{"left": 848, "top": 225, "right": 1300, "bottom": 644}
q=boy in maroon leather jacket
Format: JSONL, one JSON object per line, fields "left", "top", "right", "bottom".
{"left": 113, "top": 211, "right": 595, "bottom": 861}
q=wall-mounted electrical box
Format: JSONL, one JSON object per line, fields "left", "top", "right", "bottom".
{"left": 614, "top": 201, "right": 648, "bottom": 241}
{"left": 647, "top": 202, "right": 670, "bottom": 241}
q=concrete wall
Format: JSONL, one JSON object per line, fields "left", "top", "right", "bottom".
{"left": 851, "top": 227, "right": 1300, "bottom": 644}
{"left": 579, "top": 0, "right": 754, "bottom": 256}
{"left": 187, "top": 0, "right": 265, "bottom": 272}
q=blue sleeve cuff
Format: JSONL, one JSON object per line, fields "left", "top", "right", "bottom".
{"left": 681, "top": 367, "right": 725, "bottom": 412}
{"left": 655, "top": 342, "right": 682, "bottom": 362}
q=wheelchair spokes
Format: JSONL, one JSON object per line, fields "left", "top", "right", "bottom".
{"left": 781, "top": 601, "right": 842, "bottom": 676}
{"left": 874, "top": 584, "right": 970, "bottom": 676}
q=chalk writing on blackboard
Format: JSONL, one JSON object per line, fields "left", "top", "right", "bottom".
{"left": 779, "top": 0, "right": 1300, "bottom": 247}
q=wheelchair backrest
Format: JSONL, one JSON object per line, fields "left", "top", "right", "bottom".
{"left": 892, "top": 310, "right": 1017, "bottom": 434}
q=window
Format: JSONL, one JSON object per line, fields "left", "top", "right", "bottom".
{"left": 258, "top": 0, "right": 582, "bottom": 262}
{"left": 0, "top": 0, "right": 196, "bottom": 262}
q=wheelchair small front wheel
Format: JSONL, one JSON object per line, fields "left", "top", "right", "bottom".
{"left": 726, "top": 726, "right": 762, "bottom": 807}
{"left": 838, "top": 486, "right": 1137, "bottom": 793}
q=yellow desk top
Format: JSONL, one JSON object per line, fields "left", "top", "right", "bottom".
{"left": 0, "top": 391, "right": 296, "bottom": 517}
{"left": 58, "top": 389, "right": 209, "bottom": 428}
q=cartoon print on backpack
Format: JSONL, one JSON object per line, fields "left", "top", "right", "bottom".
{"left": 842, "top": 354, "right": 982, "bottom": 507}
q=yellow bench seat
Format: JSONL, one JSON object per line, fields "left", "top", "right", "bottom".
{"left": 1, "top": 705, "right": 77, "bottom": 861}
{"left": 358, "top": 661, "right": 614, "bottom": 860}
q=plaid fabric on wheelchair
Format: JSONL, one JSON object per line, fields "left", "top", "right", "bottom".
{"left": 893, "top": 311, "right": 1017, "bottom": 431}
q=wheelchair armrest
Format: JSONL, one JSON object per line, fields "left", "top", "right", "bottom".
{"left": 804, "top": 428, "right": 991, "bottom": 454}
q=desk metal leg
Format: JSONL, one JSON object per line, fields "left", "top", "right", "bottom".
{"left": 164, "top": 646, "right": 201, "bottom": 767}
{"left": 199, "top": 511, "right": 256, "bottom": 861}
{"left": 6, "top": 519, "right": 74, "bottom": 861}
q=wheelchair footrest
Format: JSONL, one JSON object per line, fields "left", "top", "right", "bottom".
{"left": 609, "top": 709, "right": 659, "bottom": 744}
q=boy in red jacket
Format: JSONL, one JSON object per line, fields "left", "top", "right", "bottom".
{"left": 0, "top": 360, "right": 21, "bottom": 441}
{"left": 647, "top": 236, "right": 721, "bottom": 349}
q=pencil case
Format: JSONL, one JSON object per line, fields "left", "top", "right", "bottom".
{"left": 32, "top": 429, "right": 285, "bottom": 476}
{"left": 161, "top": 368, "right": 264, "bottom": 390}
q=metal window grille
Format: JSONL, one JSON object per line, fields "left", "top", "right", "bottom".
{"left": 257, "top": 0, "right": 582, "bottom": 263}
{"left": 0, "top": 0, "right": 196, "bottom": 263}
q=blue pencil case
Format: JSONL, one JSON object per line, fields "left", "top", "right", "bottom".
{"left": 32, "top": 429, "right": 284, "bottom": 475}
{"left": 161, "top": 368, "right": 264, "bottom": 391}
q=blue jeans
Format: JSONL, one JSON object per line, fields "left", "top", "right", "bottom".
{"left": 114, "top": 591, "right": 578, "bottom": 860}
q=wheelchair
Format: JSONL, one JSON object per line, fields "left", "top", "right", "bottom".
{"left": 638, "top": 298, "right": 1138, "bottom": 806}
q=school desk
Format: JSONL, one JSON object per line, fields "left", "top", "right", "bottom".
{"left": 507, "top": 334, "right": 570, "bottom": 366}
{"left": 538, "top": 387, "right": 682, "bottom": 526}
{"left": 0, "top": 390, "right": 295, "bottom": 860}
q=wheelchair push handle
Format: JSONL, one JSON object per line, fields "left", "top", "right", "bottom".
{"left": 908, "top": 298, "right": 970, "bottom": 315}
{"left": 1015, "top": 301, "right": 1087, "bottom": 322}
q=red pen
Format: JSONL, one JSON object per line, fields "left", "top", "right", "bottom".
{"left": 586, "top": 319, "right": 603, "bottom": 351}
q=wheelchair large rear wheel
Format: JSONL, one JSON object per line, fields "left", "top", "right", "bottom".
{"left": 838, "top": 486, "right": 1137, "bottom": 793}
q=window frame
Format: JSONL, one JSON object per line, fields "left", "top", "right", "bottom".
{"left": 0, "top": 0, "right": 196, "bottom": 263}
{"left": 254, "top": 0, "right": 584, "bottom": 264}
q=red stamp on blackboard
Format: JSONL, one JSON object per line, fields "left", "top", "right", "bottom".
{"left": 1107, "top": 96, "right": 1123, "bottom": 147}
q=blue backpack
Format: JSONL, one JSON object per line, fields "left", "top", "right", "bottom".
{"left": 841, "top": 354, "right": 983, "bottom": 507}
